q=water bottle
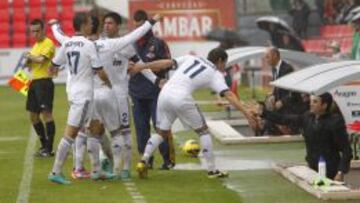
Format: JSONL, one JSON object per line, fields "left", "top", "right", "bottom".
{"left": 318, "top": 156, "right": 326, "bottom": 178}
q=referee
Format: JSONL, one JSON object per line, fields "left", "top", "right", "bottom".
{"left": 25, "top": 19, "right": 56, "bottom": 157}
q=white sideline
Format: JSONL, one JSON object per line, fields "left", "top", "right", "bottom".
{"left": 16, "top": 128, "right": 37, "bottom": 203}
{"left": 123, "top": 181, "right": 147, "bottom": 203}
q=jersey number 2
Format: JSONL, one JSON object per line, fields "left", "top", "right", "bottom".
{"left": 67, "top": 51, "right": 80, "bottom": 74}
{"left": 183, "top": 60, "right": 206, "bottom": 79}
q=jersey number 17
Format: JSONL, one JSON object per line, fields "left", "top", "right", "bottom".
{"left": 67, "top": 51, "right": 80, "bottom": 74}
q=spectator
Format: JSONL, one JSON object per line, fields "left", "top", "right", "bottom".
{"left": 129, "top": 10, "right": 175, "bottom": 170}
{"left": 268, "top": 23, "right": 284, "bottom": 48}
{"left": 258, "top": 93, "right": 353, "bottom": 181}
{"left": 289, "top": 0, "right": 310, "bottom": 38}
{"left": 315, "top": 0, "right": 325, "bottom": 24}
{"left": 278, "top": 30, "right": 305, "bottom": 51}
{"left": 261, "top": 47, "right": 303, "bottom": 135}
{"left": 324, "top": 0, "right": 335, "bottom": 24}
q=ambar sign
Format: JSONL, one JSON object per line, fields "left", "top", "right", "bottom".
{"left": 129, "top": 0, "right": 236, "bottom": 42}
{"left": 151, "top": 11, "right": 220, "bottom": 41}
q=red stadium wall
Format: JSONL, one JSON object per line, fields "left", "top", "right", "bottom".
{"left": 0, "top": 0, "right": 75, "bottom": 49}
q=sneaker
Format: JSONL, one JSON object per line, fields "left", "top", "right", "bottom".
{"left": 136, "top": 160, "right": 148, "bottom": 179}
{"left": 35, "top": 150, "right": 52, "bottom": 158}
{"left": 48, "top": 173, "right": 71, "bottom": 185}
{"left": 120, "top": 170, "right": 131, "bottom": 180}
{"left": 91, "top": 171, "right": 116, "bottom": 181}
{"left": 101, "top": 158, "right": 113, "bottom": 173}
{"left": 160, "top": 162, "right": 176, "bottom": 170}
{"left": 71, "top": 168, "right": 91, "bottom": 179}
{"left": 207, "top": 170, "right": 229, "bottom": 179}
{"left": 34, "top": 148, "right": 46, "bottom": 157}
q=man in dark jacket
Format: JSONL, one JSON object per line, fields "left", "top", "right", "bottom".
{"left": 129, "top": 10, "right": 175, "bottom": 169}
{"left": 259, "top": 92, "right": 353, "bottom": 181}
{"left": 289, "top": 0, "right": 310, "bottom": 38}
{"left": 262, "top": 47, "right": 303, "bottom": 135}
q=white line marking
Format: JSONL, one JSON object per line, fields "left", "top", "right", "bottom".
{"left": 16, "top": 129, "right": 37, "bottom": 203}
{"left": 123, "top": 181, "right": 147, "bottom": 203}
{"left": 0, "top": 136, "right": 26, "bottom": 142}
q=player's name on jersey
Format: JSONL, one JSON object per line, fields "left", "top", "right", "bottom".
{"left": 65, "top": 41, "right": 85, "bottom": 48}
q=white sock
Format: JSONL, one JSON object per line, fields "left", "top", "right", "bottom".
{"left": 121, "top": 130, "right": 132, "bottom": 171}
{"left": 100, "top": 133, "right": 113, "bottom": 165}
{"left": 87, "top": 136, "right": 101, "bottom": 174}
{"left": 111, "top": 134, "right": 122, "bottom": 175}
{"left": 143, "top": 134, "right": 163, "bottom": 162}
{"left": 72, "top": 143, "right": 76, "bottom": 170}
{"left": 75, "top": 131, "right": 87, "bottom": 171}
{"left": 52, "top": 136, "right": 74, "bottom": 175}
{"left": 199, "top": 134, "right": 215, "bottom": 172}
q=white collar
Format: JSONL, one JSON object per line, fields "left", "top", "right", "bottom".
{"left": 274, "top": 59, "right": 282, "bottom": 74}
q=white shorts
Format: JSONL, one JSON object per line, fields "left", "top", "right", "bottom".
{"left": 67, "top": 99, "right": 94, "bottom": 128}
{"left": 156, "top": 92, "right": 206, "bottom": 131}
{"left": 93, "top": 87, "right": 121, "bottom": 132}
{"left": 114, "top": 94, "right": 130, "bottom": 128}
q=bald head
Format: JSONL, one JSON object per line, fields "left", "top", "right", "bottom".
{"left": 265, "top": 47, "right": 280, "bottom": 67}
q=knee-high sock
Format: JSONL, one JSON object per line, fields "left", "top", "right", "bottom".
{"left": 143, "top": 134, "right": 164, "bottom": 162}
{"left": 121, "top": 129, "right": 132, "bottom": 170}
{"left": 100, "top": 134, "right": 113, "bottom": 165}
{"left": 199, "top": 134, "right": 215, "bottom": 172}
{"left": 52, "top": 136, "right": 74, "bottom": 175}
{"left": 87, "top": 136, "right": 101, "bottom": 174}
{"left": 33, "top": 122, "right": 47, "bottom": 149}
{"left": 75, "top": 131, "right": 87, "bottom": 171}
{"left": 45, "top": 121, "right": 55, "bottom": 152}
{"left": 110, "top": 133, "right": 122, "bottom": 175}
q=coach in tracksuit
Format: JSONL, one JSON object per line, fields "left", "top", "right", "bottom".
{"left": 129, "top": 10, "right": 175, "bottom": 169}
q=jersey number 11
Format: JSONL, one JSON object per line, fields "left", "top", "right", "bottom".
{"left": 183, "top": 60, "right": 206, "bottom": 79}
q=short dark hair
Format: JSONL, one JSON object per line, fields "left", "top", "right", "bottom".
{"left": 207, "top": 48, "right": 228, "bottom": 64}
{"left": 269, "top": 47, "right": 280, "bottom": 58}
{"left": 133, "top": 10, "right": 148, "bottom": 22}
{"left": 30, "top": 19, "right": 44, "bottom": 29}
{"left": 91, "top": 16, "right": 99, "bottom": 35}
{"left": 319, "top": 92, "right": 333, "bottom": 112}
{"left": 104, "top": 12, "right": 122, "bottom": 25}
{"left": 73, "top": 12, "right": 89, "bottom": 32}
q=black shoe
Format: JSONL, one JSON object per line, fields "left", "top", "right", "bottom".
{"left": 48, "top": 151, "right": 55, "bottom": 157}
{"left": 146, "top": 163, "right": 153, "bottom": 170}
{"left": 159, "top": 162, "right": 175, "bottom": 170}
{"left": 34, "top": 148, "right": 46, "bottom": 157}
{"left": 207, "top": 170, "right": 229, "bottom": 179}
{"left": 35, "top": 149, "right": 52, "bottom": 158}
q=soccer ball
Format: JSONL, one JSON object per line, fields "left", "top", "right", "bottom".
{"left": 182, "top": 139, "right": 200, "bottom": 157}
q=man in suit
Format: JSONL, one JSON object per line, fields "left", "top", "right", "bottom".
{"left": 262, "top": 47, "right": 303, "bottom": 135}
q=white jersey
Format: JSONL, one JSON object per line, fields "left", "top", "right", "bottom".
{"left": 51, "top": 22, "right": 157, "bottom": 95}
{"left": 52, "top": 35, "right": 102, "bottom": 101}
{"left": 94, "top": 40, "right": 137, "bottom": 94}
{"left": 162, "top": 55, "right": 229, "bottom": 97}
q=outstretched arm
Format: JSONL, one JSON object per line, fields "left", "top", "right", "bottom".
{"left": 127, "top": 54, "right": 159, "bottom": 85}
{"left": 49, "top": 19, "right": 70, "bottom": 44}
{"left": 109, "top": 14, "right": 162, "bottom": 52}
{"left": 128, "top": 59, "right": 174, "bottom": 74}
{"left": 223, "top": 90, "right": 258, "bottom": 129}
